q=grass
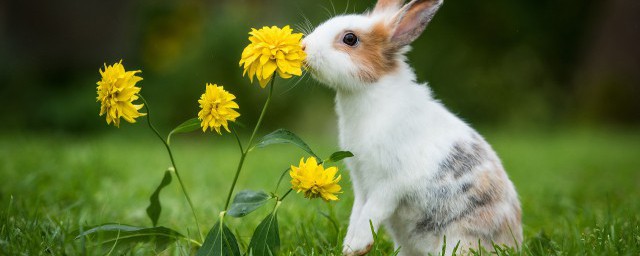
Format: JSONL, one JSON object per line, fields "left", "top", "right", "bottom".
{"left": 1, "top": 127, "right": 639, "bottom": 255}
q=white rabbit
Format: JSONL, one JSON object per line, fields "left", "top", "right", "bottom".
{"left": 302, "top": 0, "right": 522, "bottom": 255}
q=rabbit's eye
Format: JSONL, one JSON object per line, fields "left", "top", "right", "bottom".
{"left": 342, "top": 33, "right": 358, "bottom": 46}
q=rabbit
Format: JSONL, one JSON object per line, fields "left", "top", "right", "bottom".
{"left": 301, "top": 0, "right": 523, "bottom": 255}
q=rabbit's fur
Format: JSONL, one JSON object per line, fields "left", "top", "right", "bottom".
{"left": 302, "top": 0, "right": 522, "bottom": 255}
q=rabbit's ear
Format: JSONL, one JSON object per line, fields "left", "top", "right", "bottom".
{"left": 390, "top": 0, "right": 442, "bottom": 47}
{"left": 372, "top": 0, "right": 404, "bottom": 14}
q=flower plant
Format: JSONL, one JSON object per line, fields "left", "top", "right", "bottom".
{"left": 77, "top": 25, "right": 353, "bottom": 256}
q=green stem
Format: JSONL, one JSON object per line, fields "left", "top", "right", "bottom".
{"left": 223, "top": 77, "right": 276, "bottom": 210}
{"left": 246, "top": 78, "right": 275, "bottom": 152}
{"left": 273, "top": 168, "right": 290, "bottom": 193}
{"left": 224, "top": 152, "right": 247, "bottom": 211}
{"left": 139, "top": 95, "right": 204, "bottom": 242}
{"left": 230, "top": 125, "right": 244, "bottom": 154}
{"left": 184, "top": 238, "right": 203, "bottom": 247}
{"left": 280, "top": 188, "right": 293, "bottom": 201}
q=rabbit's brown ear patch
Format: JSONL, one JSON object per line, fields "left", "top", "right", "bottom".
{"left": 334, "top": 22, "right": 399, "bottom": 83}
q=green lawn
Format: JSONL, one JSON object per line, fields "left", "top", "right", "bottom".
{"left": 1, "top": 127, "right": 639, "bottom": 255}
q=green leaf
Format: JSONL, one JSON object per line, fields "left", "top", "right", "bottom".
{"left": 325, "top": 151, "right": 354, "bottom": 163}
{"left": 75, "top": 224, "right": 184, "bottom": 253}
{"left": 167, "top": 118, "right": 201, "bottom": 144}
{"left": 227, "top": 190, "right": 272, "bottom": 218}
{"left": 197, "top": 220, "right": 241, "bottom": 256}
{"left": 248, "top": 213, "right": 280, "bottom": 256}
{"left": 254, "top": 129, "right": 318, "bottom": 158}
{"left": 146, "top": 169, "right": 173, "bottom": 227}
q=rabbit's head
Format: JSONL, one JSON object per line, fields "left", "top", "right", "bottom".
{"left": 303, "top": 0, "right": 443, "bottom": 91}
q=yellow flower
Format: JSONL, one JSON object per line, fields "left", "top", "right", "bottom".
{"left": 239, "top": 25, "right": 306, "bottom": 88}
{"left": 197, "top": 83, "right": 240, "bottom": 134}
{"left": 96, "top": 60, "right": 146, "bottom": 127}
{"left": 290, "top": 157, "right": 342, "bottom": 201}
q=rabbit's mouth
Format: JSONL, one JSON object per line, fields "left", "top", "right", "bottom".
{"left": 303, "top": 50, "right": 351, "bottom": 88}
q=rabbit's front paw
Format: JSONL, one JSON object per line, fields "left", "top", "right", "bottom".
{"left": 342, "top": 231, "right": 373, "bottom": 255}
{"left": 342, "top": 242, "right": 372, "bottom": 256}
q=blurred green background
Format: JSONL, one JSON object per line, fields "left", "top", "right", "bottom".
{"left": 1, "top": 0, "right": 640, "bottom": 254}
{"left": 1, "top": 0, "right": 638, "bottom": 132}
